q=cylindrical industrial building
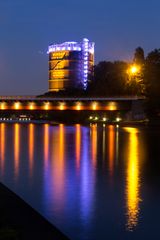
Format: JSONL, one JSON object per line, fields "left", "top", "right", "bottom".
{"left": 48, "top": 38, "right": 94, "bottom": 92}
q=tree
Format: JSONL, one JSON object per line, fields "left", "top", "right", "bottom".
{"left": 125, "top": 47, "right": 145, "bottom": 96}
{"left": 88, "top": 61, "right": 128, "bottom": 96}
{"left": 144, "top": 49, "right": 160, "bottom": 117}
{"left": 133, "top": 47, "right": 145, "bottom": 65}
{"left": 145, "top": 49, "right": 160, "bottom": 96}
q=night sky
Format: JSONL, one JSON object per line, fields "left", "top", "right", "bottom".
{"left": 0, "top": 0, "right": 160, "bottom": 95}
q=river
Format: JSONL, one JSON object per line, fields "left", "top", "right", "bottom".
{"left": 0, "top": 123, "right": 159, "bottom": 239}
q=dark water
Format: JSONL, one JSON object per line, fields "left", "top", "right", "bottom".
{"left": 0, "top": 123, "right": 160, "bottom": 239}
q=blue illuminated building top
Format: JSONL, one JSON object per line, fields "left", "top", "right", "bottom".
{"left": 48, "top": 39, "right": 94, "bottom": 54}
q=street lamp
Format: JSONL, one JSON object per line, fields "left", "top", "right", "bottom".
{"left": 127, "top": 64, "right": 144, "bottom": 95}
{"left": 129, "top": 64, "right": 140, "bottom": 75}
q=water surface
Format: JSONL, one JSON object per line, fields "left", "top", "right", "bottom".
{"left": 0, "top": 123, "right": 159, "bottom": 239}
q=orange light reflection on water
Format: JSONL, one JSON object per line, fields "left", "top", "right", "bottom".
{"left": 44, "top": 124, "right": 49, "bottom": 168}
{"left": 91, "top": 124, "right": 97, "bottom": 168}
{"left": 102, "top": 124, "right": 106, "bottom": 162}
{"left": 0, "top": 123, "right": 5, "bottom": 174}
{"left": 28, "top": 124, "right": 34, "bottom": 177}
{"left": 59, "top": 124, "right": 65, "bottom": 178}
{"left": 124, "top": 127, "right": 141, "bottom": 231}
{"left": 75, "top": 124, "right": 81, "bottom": 171}
{"left": 52, "top": 124, "right": 65, "bottom": 209}
{"left": 108, "top": 125, "right": 115, "bottom": 176}
{"left": 14, "top": 124, "right": 20, "bottom": 179}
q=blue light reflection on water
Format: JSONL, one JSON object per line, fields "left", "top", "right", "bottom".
{"left": 0, "top": 123, "right": 160, "bottom": 239}
{"left": 42, "top": 124, "right": 96, "bottom": 239}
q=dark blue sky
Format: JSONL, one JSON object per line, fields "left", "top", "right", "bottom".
{"left": 0, "top": 0, "right": 160, "bottom": 95}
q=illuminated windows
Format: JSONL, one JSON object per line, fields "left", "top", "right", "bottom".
{"left": 48, "top": 39, "right": 94, "bottom": 92}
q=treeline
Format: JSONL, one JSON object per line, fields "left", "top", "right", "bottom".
{"left": 88, "top": 47, "right": 160, "bottom": 97}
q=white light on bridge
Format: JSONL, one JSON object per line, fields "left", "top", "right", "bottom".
{"left": 102, "top": 117, "right": 107, "bottom": 122}
{"left": 116, "top": 117, "right": 121, "bottom": 122}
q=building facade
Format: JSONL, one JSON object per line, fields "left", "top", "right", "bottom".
{"left": 48, "top": 38, "right": 94, "bottom": 92}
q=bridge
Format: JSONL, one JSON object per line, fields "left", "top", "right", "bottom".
{"left": 0, "top": 96, "right": 145, "bottom": 111}
{"left": 0, "top": 96, "right": 145, "bottom": 122}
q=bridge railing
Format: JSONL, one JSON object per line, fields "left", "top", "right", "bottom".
{"left": 0, "top": 96, "right": 146, "bottom": 101}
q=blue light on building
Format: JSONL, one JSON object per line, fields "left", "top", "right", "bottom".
{"left": 48, "top": 38, "right": 94, "bottom": 92}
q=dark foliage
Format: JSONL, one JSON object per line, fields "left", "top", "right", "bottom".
{"left": 144, "top": 49, "right": 160, "bottom": 117}
{"left": 88, "top": 61, "right": 129, "bottom": 96}
{"left": 133, "top": 47, "right": 145, "bottom": 65}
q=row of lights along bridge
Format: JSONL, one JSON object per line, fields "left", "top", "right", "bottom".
{"left": 0, "top": 101, "right": 117, "bottom": 111}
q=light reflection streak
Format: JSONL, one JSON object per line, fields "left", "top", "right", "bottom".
{"left": 75, "top": 124, "right": 81, "bottom": 171}
{"left": 108, "top": 125, "right": 115, "bottom": 176}
{"left": 124, "top": 127, "right": 141, "bottom": 231}
{"left": 44, "top": 124, "right": 66, "bottom": 213}
{"left": 44, "top": 124, "right": 49, "bottom": 169}
{"left": 0, "top": 123, "right": 5, "bottom": 174}
{"left": 102, "top": 124, "right": 106, "bottom": 162}
{"left": 91, "top": 124, "right": 97, "bottom": 168}
{"left": 14, "top": 124, "right": 20, "bottom": 179}
{"left": 52, "top": 124, "right": 65, "bottom": 209}
{"left": 28, "top": 124, "right": 34, "bottom": 178}
{"left": 115, "top": 125, "right": 119, "bottom": 165}
{"left": 80, "top": 127, "right": 94, "bottom": 222}
{"left": 59, "top": 124, "right": 65, "bottom": 193}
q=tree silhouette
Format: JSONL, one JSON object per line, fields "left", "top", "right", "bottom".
{"left": 144, "top": 49, "right": 160, "bottom": 117}
{"left": 133, "top": 47, "right": 145, "bottom": 65}
{"left": 88, "top": 61, "right": 128, "bottom": 96}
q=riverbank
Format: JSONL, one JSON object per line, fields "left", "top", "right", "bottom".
{"left": 0, "top": 183, "right": 69, "bottom": 240}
